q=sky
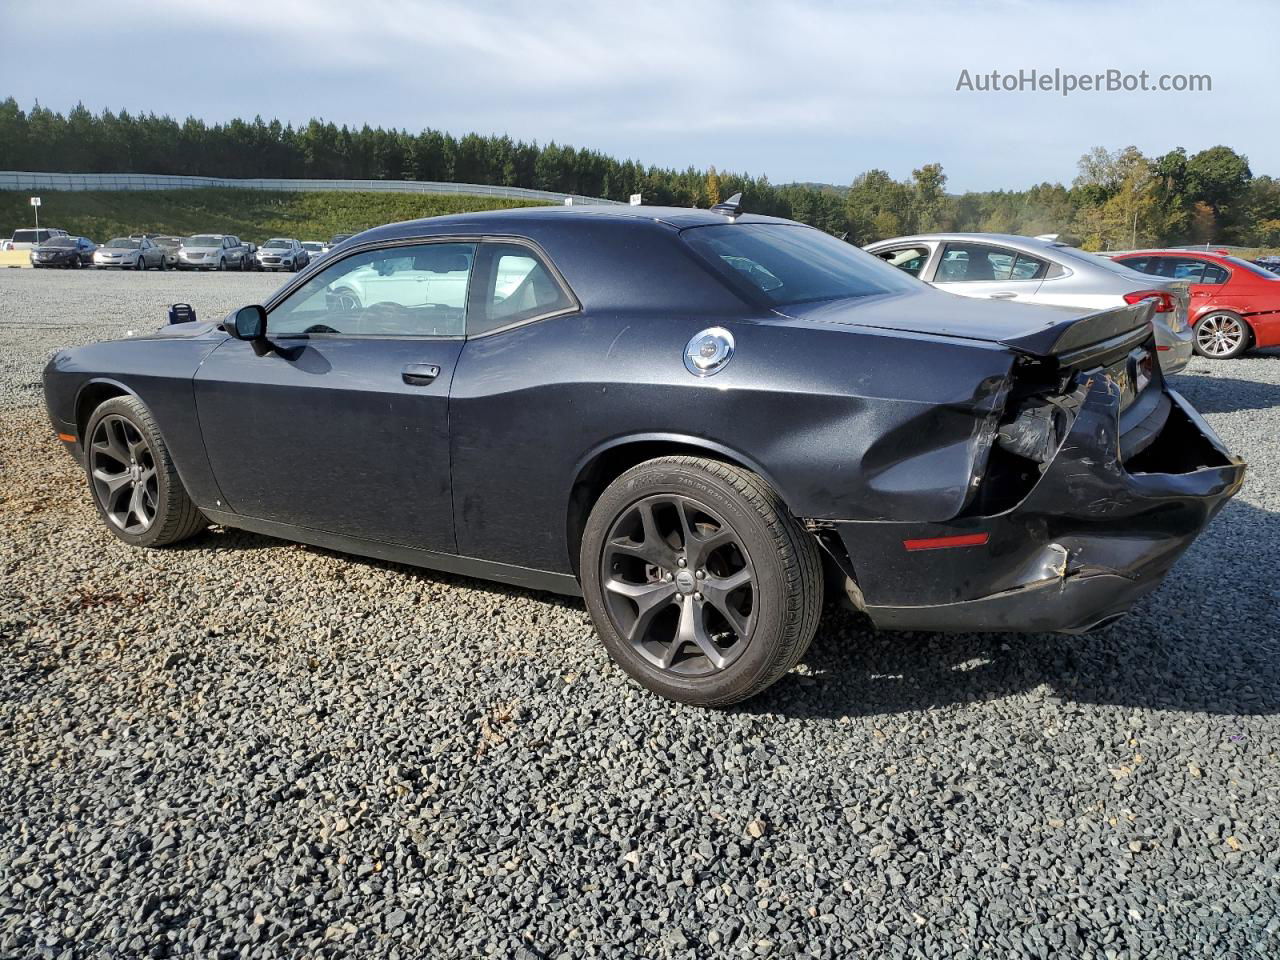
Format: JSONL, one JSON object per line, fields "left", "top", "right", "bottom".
{"left": 2, "top": 0, "right": 1276, "bottom": 192}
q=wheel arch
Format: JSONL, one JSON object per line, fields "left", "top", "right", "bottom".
{"left": 564, "top": 433, "right": 794, "bottom": 578}
{"left": 75, "top": 377, "right": 138, "bottom": 436}
{"left": 1194, "top": 307, "right": 1256, "bottom": 350}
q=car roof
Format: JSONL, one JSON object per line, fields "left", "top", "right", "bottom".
{"left": 1114, "top": 249, "right": 1232, "bottom": 260}
{"left": 359, "top": 204, "right": 795, "bottom": 243}
{"left": 869, "top": 232, "right": 1068, "bottom": 251}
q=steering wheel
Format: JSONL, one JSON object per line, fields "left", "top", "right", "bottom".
{"left": 302, "top": 323, "right": 340, "bottom": 334}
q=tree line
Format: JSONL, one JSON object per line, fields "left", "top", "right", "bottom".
{"left": 2, "top": 98, "right": 1277, "bottom": 249}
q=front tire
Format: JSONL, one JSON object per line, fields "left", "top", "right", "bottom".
{"left": 83, "top": 396, "right": 207, "bottom": 548}
{"left": 1193, "top": 311, "right": 1251, "bottom": 359}
{"left": 581, "top": 456, "right": 823, "bottom": 706}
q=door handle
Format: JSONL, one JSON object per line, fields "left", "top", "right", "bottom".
{"left": 988, "top": 292, "right": 1017, "bottom": 299}
{"left": 402, "top": 363, "right": 441, "bottom": 385}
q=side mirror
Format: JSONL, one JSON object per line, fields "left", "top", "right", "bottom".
{"left": 228, "top": 304, "right": 267, "bottom": 340}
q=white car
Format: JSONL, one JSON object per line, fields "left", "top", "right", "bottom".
{"left": 301, "top": 241, "right": 328, "bottom": 262}
{"left": 256, "top": 238, "right": 310, "bottom": 272}
{"left": 866, "top": 233, "right": 1195, "bottom": 374}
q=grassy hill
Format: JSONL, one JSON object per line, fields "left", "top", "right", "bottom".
{"left": 0, "top": 189, "right": 546, "bottom": 244}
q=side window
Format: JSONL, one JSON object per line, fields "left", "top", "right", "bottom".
{"left": 1171, "top": 258, "right": 1206, "bottom": 283}
{"left": 874, "top": 245, "right": 931, "bottom": 278}
{"left": 267, "top": 242, "right": 476, "bottom": 338}
{"left": 467, "top": 242, "right": 575, "bottom": 336}
{"left": 1201, "top": 264, "right": 1228, "bottom": 285}
{"left": 936, "top": 243, "right": 1027, "bottom": 282}
{"left": 1010, "top": 254, "right": 1048, "bottom": 281}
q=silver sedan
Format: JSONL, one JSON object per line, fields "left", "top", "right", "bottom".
{"left": 866, "top": 233, "right": 1194, "bottom": 374}
{"left": 92, "top": 237, "right": 167, "bottom": 271}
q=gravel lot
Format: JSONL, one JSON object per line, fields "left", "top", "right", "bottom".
{"left": 2, "top": 269, "right": 1279, "bottom": 959}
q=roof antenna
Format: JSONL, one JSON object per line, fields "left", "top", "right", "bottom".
{"left": 711, "top": 192, "right": 743, "bottom": 219}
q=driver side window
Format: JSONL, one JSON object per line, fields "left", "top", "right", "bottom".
{"left": 267, "top": 242, "right": 476, "bottom": 338}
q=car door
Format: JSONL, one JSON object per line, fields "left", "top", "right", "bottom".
{"left": 1133, "top": 256, "right": 1222, "bottom": 319}
{"left": 193, "top": 240, "right": 475, "bottom": 553}
{"left": 929, "top": 241, "right": 1048, "bottom": 302}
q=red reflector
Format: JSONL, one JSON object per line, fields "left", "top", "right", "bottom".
{"left": 57, "top": 432, "right": 77, "bottom": 443}
{"left": 1156, "top": 345, "right": 1170, "bottom": 351}
{"left": 903, "top": 532, "right": 990, "bottom": 551}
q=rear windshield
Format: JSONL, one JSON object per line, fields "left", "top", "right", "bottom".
{"left": 1224, "top": 256, "right": 1280, "bottom": 279}
{"left": 12, "top": 230, "right": 52, "bottom": 243}
{"left": 682, "top": 223, "right": 919, "bottom": 306}
{"left": 1054, "top": 245, "right": 1149, "bottom": 278}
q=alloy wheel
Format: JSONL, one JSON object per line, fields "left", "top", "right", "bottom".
{"left": 1196, "top": 314, "right": 1245, "bottom": 357}
{"left": 89, "top": 414, "right": 158, "bottom": 533}
{"left": 600, "top": 494, "right": 756, "bottom": 677}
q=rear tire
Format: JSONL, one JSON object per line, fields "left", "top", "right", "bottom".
{"left": 580, "top": 456, "right": 823, "bottom": 707}
{"left": 83, "top": 396, "right": 207, "bottom": 548}
{"left": 1193, "top": 311, "right": 1251, "bottom": 359}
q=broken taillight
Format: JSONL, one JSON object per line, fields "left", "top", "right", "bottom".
{"left": 1123, "top": 290, "right": 1175, "bottom": 313}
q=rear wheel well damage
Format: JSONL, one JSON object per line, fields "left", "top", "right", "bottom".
{"left": 564, "top": 440, "right": 842, "bottom": 583}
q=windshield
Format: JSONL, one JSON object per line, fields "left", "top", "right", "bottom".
{"left": 187, "top": 235, "right": 221, "bottom": 247}
{"left": 683, "top": 223, "right": 919, "bottom": 306}
{"left": 156, "top": 237, "right": 181, "bottom": 248}
{"left": 302, "top": 242, "right": 324, "bottom": 251}
{"left": 264, "top": 239, "right": 291, "bottom": 249}
{"left": 107, "top": 238, "right": 140, "bottom": 249}
{"left": 42, "top": 236, "right": 76, "bottom": 248}
{"left": 1224, "top": 256, "right": 1280, "bottom": 279}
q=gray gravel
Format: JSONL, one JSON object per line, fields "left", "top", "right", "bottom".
{"left": 2, "top": 269, "right": 1279, "bottom": 959}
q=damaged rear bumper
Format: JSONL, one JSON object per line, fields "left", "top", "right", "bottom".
{"left": 827, "top": 378, "right": 1245, "bottom": 635}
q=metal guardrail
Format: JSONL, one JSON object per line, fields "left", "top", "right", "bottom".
{"left": 0, "top": 171, "right": 624, "bottom": 206}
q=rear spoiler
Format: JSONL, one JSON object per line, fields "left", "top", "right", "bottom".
{"left": 997, "top": 301, "right": 1153, "bottom": 358}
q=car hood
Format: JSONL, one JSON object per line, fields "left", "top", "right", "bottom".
{"left": 775, "top": 289, "right": 1150, "bottom": 358}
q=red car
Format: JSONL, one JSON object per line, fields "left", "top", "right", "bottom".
{"left": 1112, "top": 249, "right": 1280, "bottom": 359}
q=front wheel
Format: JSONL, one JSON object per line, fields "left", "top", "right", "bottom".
{"left": 83, "top": 396, "right": 208, "bottom": 548}
{"left": 581, "top": 456, "right": 823, "bottom": 706}
{"left": 1193, "top": 312, "right": 1251, "bottom": 359}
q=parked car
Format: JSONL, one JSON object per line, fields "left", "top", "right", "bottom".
{"left": 301, "top": 241, "right": 328, "bottom": 262}
{"left": 30, "top": 235, "right": 96, "bottom": 268}
{"left": 866, "top": 233, "right": 1195, "bottom": 375}
{"left": 92, "top": 236, "right": 167, "bottom": 270}
{"left": 255, "top": 238, "right": 309, "bottom": 272}
{"left": 178, "top": 234, "right": 251, "bottom": 271}
{"left": 1111, "top": 249, "right": 1280, "bottom": 359}
{"left": 154, "top": 236, "right": 184, "bottom": 269}
{"left": 9, "top": 227, "right": 69, "bottom": 251}
{"left": 42, "top": 203, "right": 1244, "bottom": 705}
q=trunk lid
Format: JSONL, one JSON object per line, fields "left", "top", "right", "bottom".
{"left": 776, "top": 289, "right": 1152, "bottom": 359}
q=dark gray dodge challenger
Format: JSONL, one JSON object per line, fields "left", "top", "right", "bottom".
{"left": 43, "top": 200, "right": 1246, "bottom": 705}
